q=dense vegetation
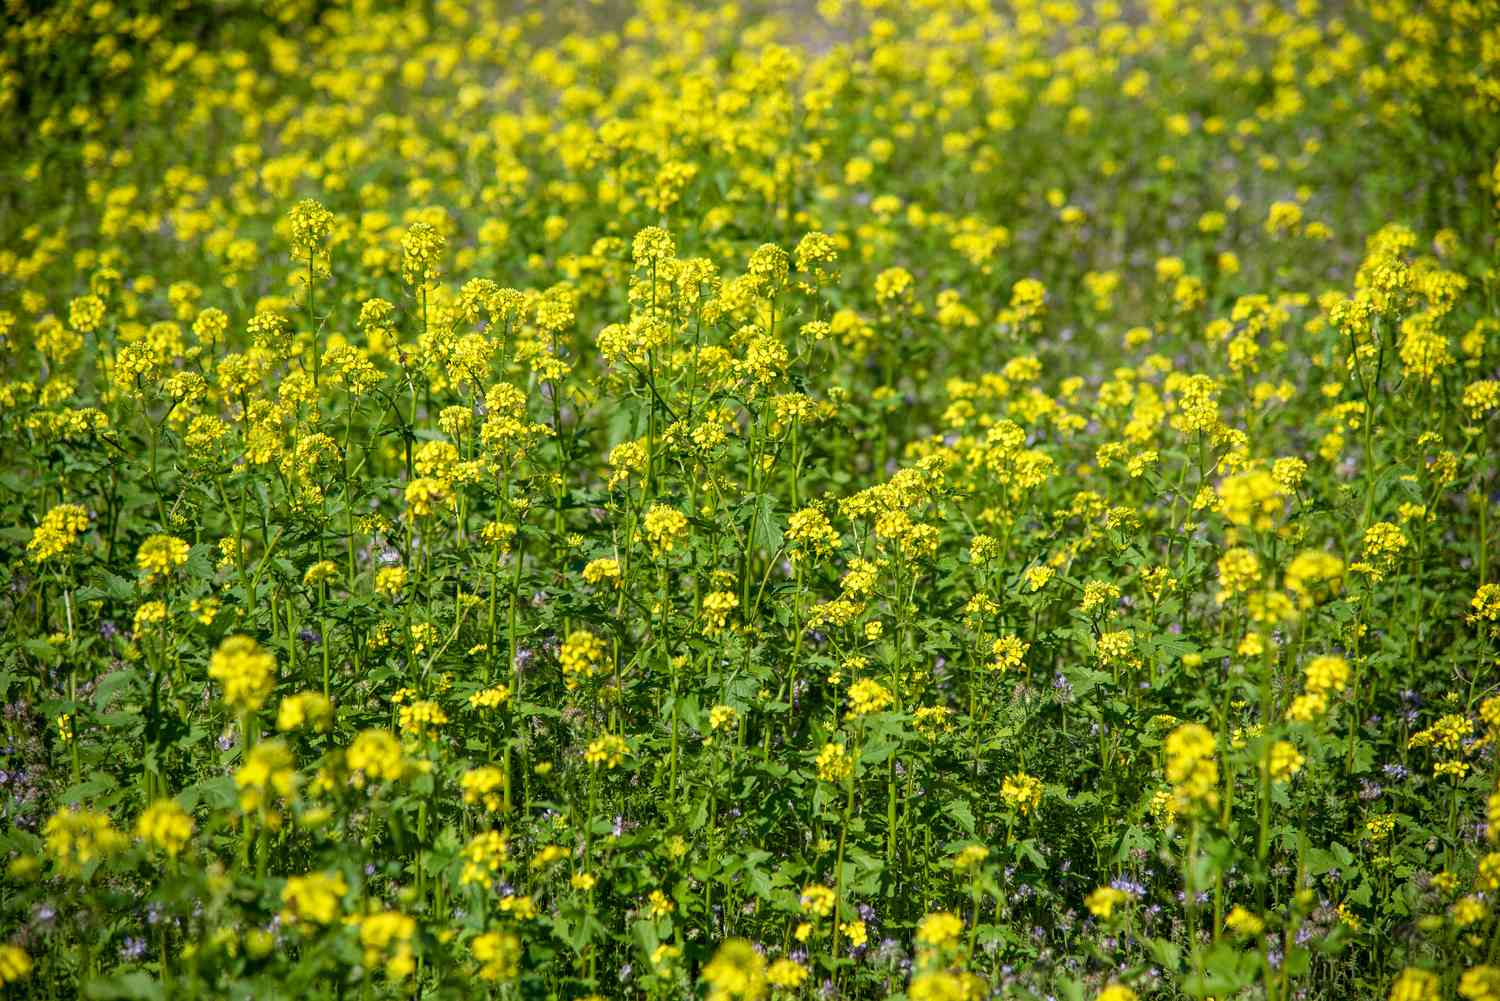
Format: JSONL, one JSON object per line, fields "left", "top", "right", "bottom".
{"left": 2, "top": 0, "right": 1499, "bottom": 999}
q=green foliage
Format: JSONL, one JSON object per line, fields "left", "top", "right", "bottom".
{"left": 0, "top": 0, "right": 1499, "bottom": 1000}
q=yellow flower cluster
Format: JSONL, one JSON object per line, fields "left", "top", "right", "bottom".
{"left": 1164, "top": 723, "right": 1219, "bottom": 815}
{"left": 27, "top": 502, "right": 88, "bottom": 562}
{"left": 135, "top": 799, "right": 193, "bottom": 858}
{"left": 208, "top": 635, "right": 277, "bottom": 712}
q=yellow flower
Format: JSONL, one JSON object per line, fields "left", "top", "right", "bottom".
{"left": 277, "top": 692, "right": 334, "bottom": 733}
{"left": 133, "top": 600, "right": 168, "bottom": 634}
{"left": 461, "top": 830, "right": 510, "bottom": 886}
{"left": 236, "top": 741, "right": 297, "bottom": 815}
{"left": 909, "top": 970, "right": 987, "bottom": 1001}
{"left": 1225, "top": 906, "right": 1265, "bottom": 937}
{"left": 1024, "top": 566, "right": 1055, "bottom": 591}
{"left": 499, "top": 894, "right": 537, "bottom": 920}
{"left": 286, "top": 198, "right": 335, "bottom": 259}
{"left": 990, "top": 635, "right": 1029, "bottom": 671}
{"left": 582, "top": 557, "right": 621, "bottom": 587}
{"left": 585, "top": 734, "right": 629, "bottom": 768}
{"left": 1217, "top": 470, "right": 1283, "bottom": 530}
{"left": 136, "top": 533, "right": 190, "bottom": 578}
{"left": 1085, "top": 886, "right": 1129, "bottom": 919}
{"left": 1362, "top": 521, "right": 1408, "bottom": 566}
{"left": 787, "top": 507, "right": 840, "bottom": 562}
{"left": 709, "top": 705, "right": 739, "bottom": 732}
{"left": 461, "top": 766, "right": 507, "bottom": 812}
{"left": 1286, "top": 692, "right": 1328, "bottom": 722}
{"left": 1164, "top": 723, "right": 1219, "bottom": 813}
{"left": 799, "top": 884, "right": 836, "bottom": 917}
{"left": 1471, "top": 584, "right": 1500, "bottom": 625}
{"left": 701, "top": 939, "right": 767, "bottom": 1001}
{"left": 358, "top": 910, "right": 417, "bottom": 979}
{"left": 953, "top": 845, "right": 990, "bottom": 871}
{"left": 767, "top": 958, "right": 808, "bottom": 990}
{"left": 560, "top": 629, "right": 608, "bottom": 687}
{"left": 27, "top": 503, "right": 89, "bottom": 562}
{"left": 281, "top": 871, "right": 348, "bottom": 928}
{"left": 471, "top": 929, "right": 522, "bottom": 982}
{"left": 469, "top": 684, "right": 512, "bottom": 710}
{"left": 1453, "top": 895, "right": 1489, "bottom": 928}
{"left": 1095, "top": 630, "right": 1134, "bottom": 665}
{"left": 398, "top": 699, "right": 449, "bottom": 739}
{"left": 347, "top": 729, "right": 407, "bottom": 785}
{"left": 702, "top": 590, "right": 740, "bottom": 635}
{"left": 846, "top": 678, "right": 893, "bottom": 717}
{"left": 1001, "top": 772, "right": 1044, "bottom": 816}
{"left": 915, "top": 911, "right": 964, "bottom": 950}
{"left": 1215, "top": 547, "right": 1261, "bottom": 603}
{"left": 1388, "top": 967, "right": 1439, "bottom": 1001}
{"left": 401, "top": 220, "right": 446, "bottom": 287}
{"left": 208, "top": 635, "right": 277, "bottom": 712}
{"left": 1460, "top": 965, "right": 1500, "bottom": 1001}
{"left": 0, "top": 944, "right": 32, "bottom": 985}
{"left": 135, "top": 799, "right": 194, "bottom": 858}
{"left": 815, "top": 742, "right": 852, "bottom": 783}
{"left": 1268, "top": 740, "right": 1304, "bottom": 782}
{"left": 375, "top": 566, "right": 408, "bottom": 598}
{"left": 189, "top": 596, "right": 221, "bottom": 625}
{"left": 643, "top": 504, "right": 690, "bottom": 555}
{"left": 43, "top": 807, "right": 128, "bottom": 877}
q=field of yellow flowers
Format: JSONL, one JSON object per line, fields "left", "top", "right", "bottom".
{"left": 2, "top": 0, "right": 1500, "bottom": 998}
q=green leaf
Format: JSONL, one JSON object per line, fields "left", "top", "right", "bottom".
{"left": 1147, "top": 936, "right": 1182, "bottom": 972}
{"left": 181, "top": 776, "right": 237, "bottom": 811}
{"left": 23, "top": 637, "right": 62, "bottom": 666}
{"left": 945, "top": 798, "right": 976, "bottom": 835}
{"left": 62, "top": 773, "right": 119, "bottom": 804}
{"left": 1012, "top": 838, "right": 1046, "bottom": 871}
{"left": 750, "top": 493, "right": 782, "bottom": 553}
{"left": 92, "top": 668, "right": 140, "bottom": 710}
{"left": 83, "top": 972, "right": 166, "bottom": 1001}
